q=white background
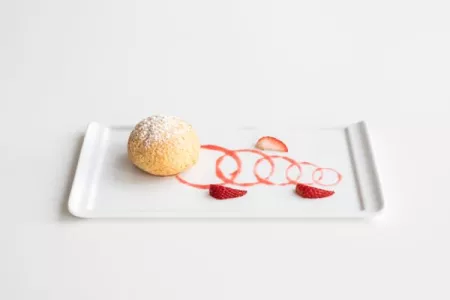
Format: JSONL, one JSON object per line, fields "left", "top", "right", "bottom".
{"left": 1, "top": 0, "right": 450, "bottom": 299}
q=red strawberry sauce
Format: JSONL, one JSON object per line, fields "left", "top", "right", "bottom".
{"left": 175, "top": 144, "right": 342, "bottom": 189}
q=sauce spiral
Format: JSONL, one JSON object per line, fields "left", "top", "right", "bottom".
{"left": 176, "top": 145, "right": 342, "bottom": 189}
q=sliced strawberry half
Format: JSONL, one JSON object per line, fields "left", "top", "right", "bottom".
{"left": 209, "top": 184, "right": 247, "bottom": 200}
{"left": 255, "top": 136, "right": 288, "bottom": 152}
{"left": 295, "top": 184, "right": 335, "bottom": 199}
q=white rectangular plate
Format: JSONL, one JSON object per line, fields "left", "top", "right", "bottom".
{"left": 68, "top": 121, "right": 384, "bottom": 218}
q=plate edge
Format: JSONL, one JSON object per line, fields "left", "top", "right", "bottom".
{"left": 345, "top": 121, "right": 385, "bottom": 214}
{"left": 67, "top": 122, "right": 109, "bottom": 218}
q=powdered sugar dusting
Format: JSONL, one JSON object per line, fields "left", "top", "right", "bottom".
{"left": 132, "top": 115, "right": 192, "bottom": 147}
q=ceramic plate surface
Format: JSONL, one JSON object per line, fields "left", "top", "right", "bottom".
{"left": 68, "top": 121, "right": 384, "bottom": 218}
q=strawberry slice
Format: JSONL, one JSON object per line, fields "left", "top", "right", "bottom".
{"left": 255, "top": 136, "right": 288, "bottom": 152}
{"left": 209, "top": 184, "right": 247, "bottom": 200}
{"left": 295, "top": 184, "right": 335, "bottom": 199}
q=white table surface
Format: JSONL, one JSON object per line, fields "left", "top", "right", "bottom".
{"left": 1, "top": 0, "right": 450, "bottom": 299}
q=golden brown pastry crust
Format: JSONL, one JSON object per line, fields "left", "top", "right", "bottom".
{"left": 128, "top": 116, "right": 200, "bottom": 176}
